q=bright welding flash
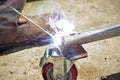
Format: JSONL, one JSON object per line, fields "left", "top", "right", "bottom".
{"left": 55, "top": 19, "right": 75, "bottom": 36}
{"left": 53, "top": 33, "right": 63, "bottom": 46}
{"left": 53, "top": 19, "right": 75, "bottom": 46}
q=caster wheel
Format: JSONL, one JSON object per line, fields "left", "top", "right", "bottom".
{"left": 42, "top": 63, "right": 78, "bottom": 80}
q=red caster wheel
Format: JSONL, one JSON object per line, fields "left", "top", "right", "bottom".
{"left": 42, "top": 63, "right": 78, "bottom": 80}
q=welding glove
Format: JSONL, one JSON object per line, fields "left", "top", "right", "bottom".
{"left": 0, "top": 0, "right": 64, "bottom": 52}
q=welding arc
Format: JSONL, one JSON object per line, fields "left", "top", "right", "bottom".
{"left": 7, "top": 3, "right": 54, "bottom": 38}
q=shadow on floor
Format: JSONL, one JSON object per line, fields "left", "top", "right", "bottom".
{"left": 101, "top": 72, "right": 120, "bottom": 80}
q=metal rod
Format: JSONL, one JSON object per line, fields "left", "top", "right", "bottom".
{"left": 63, "top": 24, "right": 120, "bottom": 47}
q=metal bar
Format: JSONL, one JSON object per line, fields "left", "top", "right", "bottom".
{"left": 63, "top": 24, "right": 120, "bottom": 47}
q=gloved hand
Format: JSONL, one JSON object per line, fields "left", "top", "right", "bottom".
{"left": 0, "top": 0, "right": 64, "bottom": 53}
{"left": 0, "top": 5, "right": 63, "bottom": 44}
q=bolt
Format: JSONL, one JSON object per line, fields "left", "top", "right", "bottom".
{"left": 56, "top": 74, "right": 63, "bottom": 80}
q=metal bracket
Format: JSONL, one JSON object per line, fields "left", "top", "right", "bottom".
{"left": 40, "top": 56, "right": 73, "bottom": 80}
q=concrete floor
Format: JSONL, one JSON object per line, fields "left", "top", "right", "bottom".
{"left": 0, "top": 0, "right": 120, "bottom": 80}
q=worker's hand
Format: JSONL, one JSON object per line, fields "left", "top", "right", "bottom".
{"left": 0, "top": 13, "right": 63, "bottom": 45}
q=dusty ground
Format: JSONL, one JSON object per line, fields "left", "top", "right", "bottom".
{"left": 0, "top": 0, "right": 120, "bottom": 80}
